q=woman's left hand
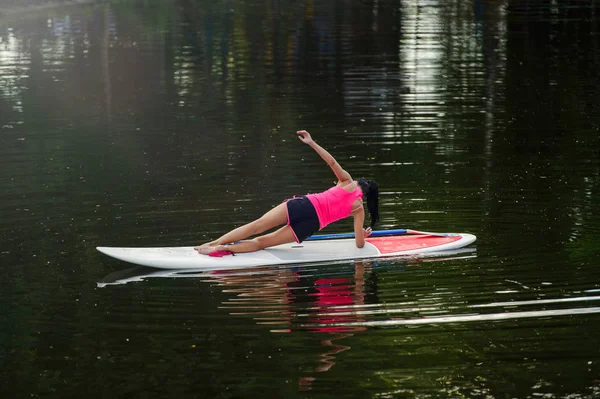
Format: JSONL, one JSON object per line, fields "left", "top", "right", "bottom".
{"left": 296, "top": 130, "right": 314, "bottom": 144}
{"left": 363, "top": 227, "right": 372, "bottom": 238}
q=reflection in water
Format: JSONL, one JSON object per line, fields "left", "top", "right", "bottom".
{"left": 96, "top": 247, "right": 600, "bottom": 394}
{"left": 211, "top": 261, "right": 373, "bottom": 390}
{"left": 399, "top": 1, "right": 445, "bottom": 132}
{"left": 216, "top": 262, "right": 371, "bottom": 333}
{"left": 100, "top": 260, "right": 379, "bottom": 389}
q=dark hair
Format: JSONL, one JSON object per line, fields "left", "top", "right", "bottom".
{"left": 357, "top": 179, "right": 379, "bottom": 228}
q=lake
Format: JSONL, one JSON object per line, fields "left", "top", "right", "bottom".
{"left": 1, "top": 0, "right": 599, "bottom": 397}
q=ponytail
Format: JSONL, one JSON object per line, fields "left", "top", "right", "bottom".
{"left": 357, "top": 179, "right": 379, "bottom": 228}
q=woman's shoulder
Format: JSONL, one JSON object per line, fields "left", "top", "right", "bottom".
{"left": 336, "top": 179, "right": 356, "bottom": 187}
{"left": 336, "top": 180, "right": 358, "bottom": 192}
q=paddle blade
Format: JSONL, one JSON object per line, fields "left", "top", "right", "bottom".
{"left": 306, "top": 229, "right": 458, "bottom": 241}
{"left": 306, "top": 229, "right": 408, "bottom": 241}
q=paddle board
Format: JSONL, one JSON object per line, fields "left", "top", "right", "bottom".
{"left": 97, "top": 232, "right": 476, "bottom": 270}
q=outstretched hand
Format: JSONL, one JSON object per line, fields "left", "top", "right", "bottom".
{"left": 363, "top": 227, "right": 372, "bottom": 238}
{"left": 297, "top": 130, "right": 314, "bottom": 145}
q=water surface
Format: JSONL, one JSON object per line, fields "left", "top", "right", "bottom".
{"left": 1, "top": 0, "right": 599, "bottom": 398}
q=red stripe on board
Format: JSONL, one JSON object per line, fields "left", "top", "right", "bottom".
{"left": 366, "top": 235, "right": 462, "bottom": 254}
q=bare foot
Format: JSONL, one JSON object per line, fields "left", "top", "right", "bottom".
{"left": 194, "top": 241, "right": 216, "bottom": 251}
{"left": 194, "top": 244, "right": 224, "bottom": 255}
{"left": 194, "top": 245, "right": 211, "bottom": 254}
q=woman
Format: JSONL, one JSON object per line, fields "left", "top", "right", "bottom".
{"left": 195, "top": 130, "right": 379, "bottom": 255}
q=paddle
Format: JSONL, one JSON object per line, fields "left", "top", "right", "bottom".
{"left": 306, "top": 229, "right": 457, "bottom": 241}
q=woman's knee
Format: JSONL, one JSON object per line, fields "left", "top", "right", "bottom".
{"left": 256, "top": 227, "right": 295, "bottom": 249}
{"left": 254, "top": 235, "right": 272, "bottom": 250}
{"left": 244, "top": 239, "right": 262, "bottom": 252}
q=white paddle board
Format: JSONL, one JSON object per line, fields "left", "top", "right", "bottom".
{"left": 97, "top": 232, "right": 476, "bottom": 270}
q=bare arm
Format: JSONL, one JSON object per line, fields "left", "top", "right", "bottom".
{"left": 352, "top": 207, "right": 372, "bottom": 248}
{"left": 297, "top": 130, "right": 352, "bottom": 183}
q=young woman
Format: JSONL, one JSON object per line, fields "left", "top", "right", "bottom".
{"left": 195, "top": 130, "right": 379, "bottom": 255}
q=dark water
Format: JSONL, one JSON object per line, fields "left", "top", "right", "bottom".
{"left": 1, "top": 0, "right": 599, "bottom": 397}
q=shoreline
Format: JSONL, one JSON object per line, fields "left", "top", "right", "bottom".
{"left": 0, "top": 0, "right": 101, "bottom": 17}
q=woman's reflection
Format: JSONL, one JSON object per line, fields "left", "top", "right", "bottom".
{"left": 210, "top": 261, "right": 378, "bottom": 390}
{"left": 99, "top": 259, "right": 385, "bottom": 391}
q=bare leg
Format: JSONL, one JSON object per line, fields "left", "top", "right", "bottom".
{"left": 194, "top": 203, "right": 289, "bottom": 252}
{"left": 199, "top": 225, "right": 297, "bottom": 254}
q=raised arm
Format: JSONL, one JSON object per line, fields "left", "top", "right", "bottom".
{"left": 297, "top": 130, "right": 352, "bottom": 183}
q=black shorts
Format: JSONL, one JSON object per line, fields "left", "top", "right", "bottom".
{"left": 286, "top": 196, "right": 320, "bottom": 243}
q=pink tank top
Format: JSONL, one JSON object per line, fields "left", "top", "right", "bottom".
{"left": 306, "top": 184, "right": 363, "bottom": 229}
